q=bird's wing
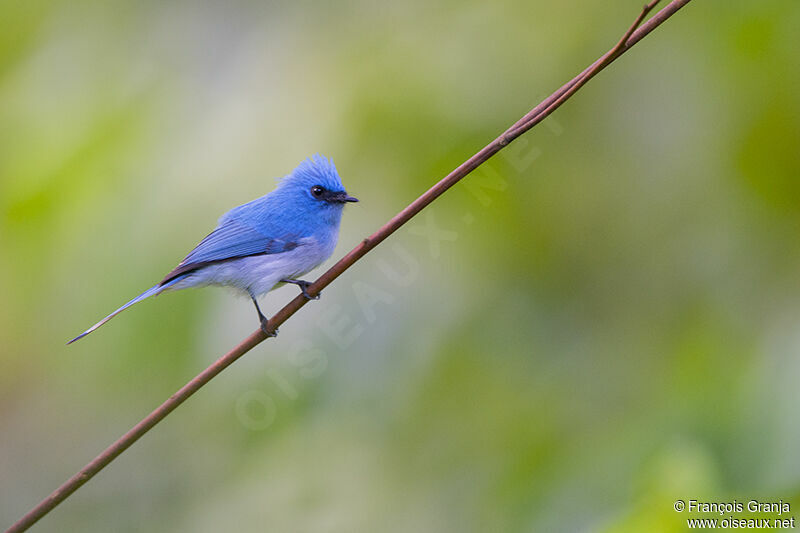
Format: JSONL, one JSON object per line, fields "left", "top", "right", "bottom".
{"left": 160, "top": 219, "right": 302, "bottom": 285}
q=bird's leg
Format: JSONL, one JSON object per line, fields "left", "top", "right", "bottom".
{"left": 280, "top": 278, "right": 320, "bottom": 300}
{"left": 251, "top": 295, "right": 277, "bottom": 337}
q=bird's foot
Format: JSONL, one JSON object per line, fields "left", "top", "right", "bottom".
{"left": 259, "top": 316, "right": 278, "bottom": 338}
{"left": 281, "top": 278, "right": 320, "bottom": 300}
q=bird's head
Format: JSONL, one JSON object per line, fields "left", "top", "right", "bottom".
{"left": 277, "top": 155, "right": 358, "bottom": 217}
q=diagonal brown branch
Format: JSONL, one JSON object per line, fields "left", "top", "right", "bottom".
{"left": 5, "top": 1, "right": 695, "bottom": 531}
{"left": 503, "top": 0, "right": 661, "bottom": 141}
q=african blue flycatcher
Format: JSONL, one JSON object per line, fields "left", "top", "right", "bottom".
{"left": 68, "top": 155, "right": 357, "bottom": 343}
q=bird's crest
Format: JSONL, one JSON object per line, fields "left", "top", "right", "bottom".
{"left": 279, "top": 154, "right": 344, "bottom": 192}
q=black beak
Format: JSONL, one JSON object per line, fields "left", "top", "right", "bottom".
{"left": 327, "top": 191, "right": 359, "bottom": 203}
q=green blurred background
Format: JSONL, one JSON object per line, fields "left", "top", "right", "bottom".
{"left": 2, "top": 0, "right": 799, "bottom": 531}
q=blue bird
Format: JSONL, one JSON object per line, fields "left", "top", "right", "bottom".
{"left": 68, "top": 155, "right": 357, "bottom": 344}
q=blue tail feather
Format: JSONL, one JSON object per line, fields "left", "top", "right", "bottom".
{"left": 67, "top": 277, "right": 182, "bottom": 344}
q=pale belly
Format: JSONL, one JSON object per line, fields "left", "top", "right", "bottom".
{"left": 167, "top": 236, "right": 335, "bottom": 296}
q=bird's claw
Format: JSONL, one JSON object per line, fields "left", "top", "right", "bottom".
{"left": 260, "top": 317, "right": 278, "bottom": 338}
{"left": 300, "top": 282, "right": 320, "bottom": 301}
{"left": 281, "top": 278, "right": 321, "bottom": 301}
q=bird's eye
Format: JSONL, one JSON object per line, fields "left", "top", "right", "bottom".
{"left": 311, "top": 185, "right": 325, "bottom": 198}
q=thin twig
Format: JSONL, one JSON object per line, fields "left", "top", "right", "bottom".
{"left": 502, "top": 0, "right": 661, "bottom": 141}
{"left": 5, "top": 1, "right": 695, "bottom": 531}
